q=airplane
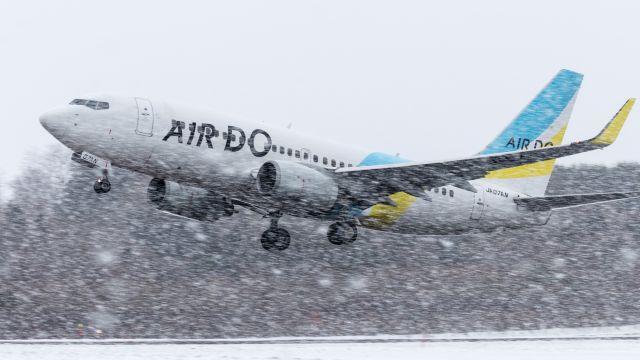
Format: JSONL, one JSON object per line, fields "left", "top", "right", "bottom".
{"left": 39, "top": 69, "right": 640, "bottom": 251}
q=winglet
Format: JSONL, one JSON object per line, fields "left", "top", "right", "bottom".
{"left": 591, "top": 98, "right": 635, "bottom": 146}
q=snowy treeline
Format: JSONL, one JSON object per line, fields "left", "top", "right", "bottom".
{"left": 1, "top": 145, "right": 640, "bottom": 339}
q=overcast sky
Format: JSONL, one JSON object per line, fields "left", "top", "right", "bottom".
{"left": 1, "top": 0, "right": 640, "bottom": 198}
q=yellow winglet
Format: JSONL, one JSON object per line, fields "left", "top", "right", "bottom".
{"left": 591, "top": 98, "right": 635, "bottom": 146}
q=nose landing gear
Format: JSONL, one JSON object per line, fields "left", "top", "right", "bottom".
{"left": 94, "top": 178, "right": 111, "bottom": 193}
{"left": 93, "top": 169, "right": 111, "bottom": 194}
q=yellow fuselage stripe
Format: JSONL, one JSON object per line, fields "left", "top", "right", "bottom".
{"left": 361, "top": 192, "right": 417, "bottom": 229}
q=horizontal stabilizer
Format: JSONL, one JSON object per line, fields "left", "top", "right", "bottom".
{"left": 514, "top": 191, "right": 640, "bottom": 211}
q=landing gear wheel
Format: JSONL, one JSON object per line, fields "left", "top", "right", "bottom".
{"left": 93, "top": 178, "right": 111, "bottom": 194}
{"left": 327, "top": 222, "right": 358, "bottom": 245}
{"left": 223, "top": 202, "right": 235, "bottom": 217}
{"left": 261, "top": 228, "right": 291, "bottom": 252}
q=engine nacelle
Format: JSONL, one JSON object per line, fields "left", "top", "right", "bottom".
{"left": 147, "top": 178, "right": 230, "bottom": 221}
{"left": 256, "top": 160, "right": 339, "bottom": 213}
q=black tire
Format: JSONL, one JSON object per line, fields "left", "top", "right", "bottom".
{"left": 100, "top": 180, "right": 111, "bottom": 193}
{"left": 327, "top": 222, "right": 358, "bottom": 245}
{"left": 94, "top": 179, "right": 111, "bottom": 194}
{"left": 261, "top": 228, "right": 291, "bottom": 251}
{"left": 93, "top": 181, "right": 104, "bottom": 194}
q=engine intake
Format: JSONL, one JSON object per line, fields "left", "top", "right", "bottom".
{"left": 256, "top": 160, "right": 339, "bottom": 213}
{"left": 147, "top": 178, "right": 230, "bottom": 221}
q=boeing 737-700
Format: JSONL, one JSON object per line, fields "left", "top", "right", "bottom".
{"left": 39, "top": 69, "right": 639, "bottom": 251}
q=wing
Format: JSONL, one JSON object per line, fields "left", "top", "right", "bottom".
{"left": 336, "top": 99, "right": 635, "bottom": 200}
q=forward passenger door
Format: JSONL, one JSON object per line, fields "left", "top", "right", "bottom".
{"left": 135, "top": 98, "right": 154, "bottom": 136}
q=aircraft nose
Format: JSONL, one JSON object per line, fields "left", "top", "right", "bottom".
{"left": 39, "top": 107, "right": 69, "bottom": 138}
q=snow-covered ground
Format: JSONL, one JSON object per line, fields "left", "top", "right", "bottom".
{"left": 4, "top": 325, "right": 640, "bottom": 359}
{"left": 2, "top": 340, "right": 640, "bottom": 360}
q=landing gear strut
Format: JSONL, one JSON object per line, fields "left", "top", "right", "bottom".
{"left": 93, "top": 169, "right": 111, "bottom": 194}
{"left": 260, "top": 212, "right": 291, "bottom": 252}
{"left": 327, "top": 221, "right": 358, "bottom": 245}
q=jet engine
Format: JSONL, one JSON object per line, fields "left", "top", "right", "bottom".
{"left": 147, "top": 178, "right": 231, "bottom": 221}
{"left": 256, "top": 160, "right": 339, "bottom": 213}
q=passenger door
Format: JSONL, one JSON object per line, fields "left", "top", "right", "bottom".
{"left": 135, "top": 98, "right": 154, "bottom": 136}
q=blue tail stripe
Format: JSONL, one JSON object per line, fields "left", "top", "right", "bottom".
{"left": 479, "top": 69, "right": 583, "bottom": 155}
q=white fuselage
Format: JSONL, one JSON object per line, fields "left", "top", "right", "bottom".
{"left": 39, "top": 95, "right": 551, "bottom": 236}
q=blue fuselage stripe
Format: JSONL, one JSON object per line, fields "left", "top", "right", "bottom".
{"left": 358, "top": 152, "right": 411, "bottom": 166}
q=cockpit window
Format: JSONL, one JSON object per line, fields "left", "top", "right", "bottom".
{"left": 96, "top": 102, "right": 110, "bottom": 110}
{"left": 69, "top": 99, "right": 109, "bottom": 110}
{"left": 70, "top": 99, "right": 87, "bottom": 105}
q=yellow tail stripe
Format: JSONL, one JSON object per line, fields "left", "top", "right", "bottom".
{"left": 485, "top": 125, "right": 567, "bottom": 179}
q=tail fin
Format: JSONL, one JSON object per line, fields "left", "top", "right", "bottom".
{"left": 479, "top": 69, "right": 583, "bottom": 196}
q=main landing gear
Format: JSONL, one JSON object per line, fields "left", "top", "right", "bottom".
{"left": 261, "top": 212, "right": 291, "bottom": 252}
{"left": 259, "top": 214, "right": 359, "bottom": 252}
{"left": 93, "top": 169, "right": 111, "bottom": 194}
{"left": 327, "top": 221, "right": 358, "bottom": 245}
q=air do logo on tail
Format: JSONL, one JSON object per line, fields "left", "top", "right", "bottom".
{"left": 479, "top": 69, "right": 583, "bottom": 196}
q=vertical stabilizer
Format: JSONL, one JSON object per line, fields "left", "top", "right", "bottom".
{"left": 479, "top": 69, "right": 583, "bottom": 196}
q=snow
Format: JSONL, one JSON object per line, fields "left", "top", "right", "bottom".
{"left": 1, "top": 340, "right": 640, "bottom": 360}
{"left": 4, "top": 326, "right": 640, "bottom": 359}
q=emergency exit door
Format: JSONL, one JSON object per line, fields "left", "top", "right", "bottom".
{"left": 471, "top": 190, "right": 485, "bottom": 220}
{"left": 135, "top": 98, "right": 154, "bottom": 136}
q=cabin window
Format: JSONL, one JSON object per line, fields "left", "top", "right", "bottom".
{"left": 442, "top": 188, "right": 447, "bottom": 196}
{"left": 271, "top": 145, "right": 277, "bottom": 152}
{"left": 295, "top": 150, "right": 300, "bottom": 158}
{"left": 279, "top": 146, "right": 285, "bottom": 154}
{"left": 449, "top": 190, "right": 454, "bottom": 197}
{"left": 339, "top": 161, "right": 345, "bottom": 168}
{"left": 331, "top": 159, "right": 336, "bottom": 167}
{"left": 303, "top": 152, "right": 309, "bottom": 160}
{"left": 313, "top": 155, "right": 318, "bottom": 163}
{"left": 323, "top": 157, "right": 328, "bottom": 165}
{"left": 348, "top": 164, "right": 353, "bottom": 167}
{"left": 287, "top": 148, "right": 292, "bottom": 156}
